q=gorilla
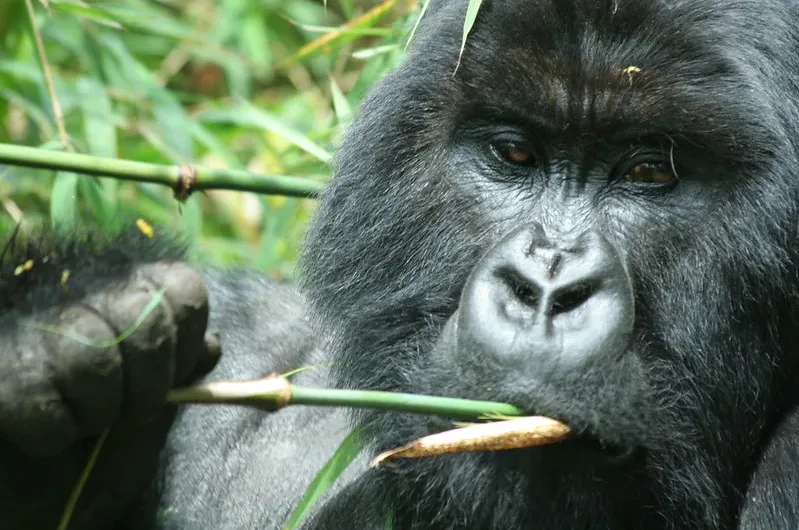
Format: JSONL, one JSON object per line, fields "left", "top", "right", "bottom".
{"left": 3, "top": 0, "right": 799, "bottom": 528}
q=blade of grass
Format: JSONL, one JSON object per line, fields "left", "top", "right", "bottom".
{"left": 50, "top": 171, "right": 78, "bottom": 232}
{"left": 56, "top": 429, "right": 110, "bottom": 530}
{"left": 199, "top": 103, "right": 331, "bottom": 164}
{"left": 454, "top": 0, "right": 484, "bottom": 74}
{"left": 276, "top": 0, "right": 399, "bottom": 70}
{"left": 35, "top": 290, "right": 166, "bottom": 348}
{"left": 283, "top": 429, "right": 365, "bottom": 530}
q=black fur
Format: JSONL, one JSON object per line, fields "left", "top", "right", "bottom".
{"left": 301, "top": 0, "right": 799, "bottom": 528}
{"left": 3, "top": 0, "right": 799, "bottom": 529}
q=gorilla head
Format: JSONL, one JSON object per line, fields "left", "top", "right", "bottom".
{"left": 300, "top": 0, "right": 799, "bottom": 527}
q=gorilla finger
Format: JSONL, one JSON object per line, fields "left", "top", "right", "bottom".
{"left": 137, "top": 261, "right": 210, "bottom": 383}
{"left": 92, "top": 278, "right": 177, "bottom": 425}
{"left": 0, "top": 334, "right": 77, "bottom": 456}
{"left": 182, "top": 333, "right": 222, "bottom": 384}
{"left": 42, "top": 305, "right": 124, "bottom": 436}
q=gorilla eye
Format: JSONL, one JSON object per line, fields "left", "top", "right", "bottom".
{"left": 491, "top": 140, "right": 536, "bottom": 166}
{"left": 624, "top": 161, "right": 677, "bottom": 185}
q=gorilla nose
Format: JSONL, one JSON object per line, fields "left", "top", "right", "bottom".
{"left": 457, "top": 224, "right": 634, "bottom": 372}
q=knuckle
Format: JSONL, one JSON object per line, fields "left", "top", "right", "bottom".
{"left": 41, "top": 306, "right": 124, "bottom": 434}
{"left": 136, "top": 262, "right": 211, "bottom": 383}
{"left": 0, "top": 332, "right": 78, "bottom": 453}
{"left": 93, "top": 278, "right": 178, "bottom": 354}
{"left": 139, "top": 261, "right": 209, "bottom": 323}
{"left": 43, "top": 305, "right": 120, "bottom": 357}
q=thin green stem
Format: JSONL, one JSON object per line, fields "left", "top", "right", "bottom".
{"left": 167, "top": 375, "right": 525, "bottom": 420}
{"left": 24, "top": 0, "right": 72, "bottom": 150}
{"left": 0, "top": 143, "right": 323, "bottom": 199}
{"left": 290, "top": 387, "right": 523, "bottom": 419}
{"left": 57, "top": 429, "right": 109, "bottom": 530}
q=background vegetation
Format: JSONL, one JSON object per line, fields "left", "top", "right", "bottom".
{"left": 0, "top": 0, "right": 418, "bottom": 278}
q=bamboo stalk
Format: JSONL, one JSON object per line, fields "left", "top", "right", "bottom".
{"left": 0, "top": 143, "right": 323, "bottom": 199}
{"left": 24, "top": 0, "right": 72, "bottom": 151}
{"left": 166, "top": 374, "right": 526, "bottom": 420}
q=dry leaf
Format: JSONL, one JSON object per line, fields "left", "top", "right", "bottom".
{"left": 370, "top": 416, "right": 570, "bottom": 467}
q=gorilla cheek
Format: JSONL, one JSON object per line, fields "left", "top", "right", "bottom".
{"left": 437, "top": 222, "right": 636, "bottom": 399}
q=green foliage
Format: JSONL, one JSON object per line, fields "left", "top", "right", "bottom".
{"left": 1, "top": 1, "right": 491, "bottom": 526}
{"left": 0, "top": 0, "right": 416, "bottom": 275}
{"left": 458, "top": 0, "right": 484, "bottom": 69}
{"left": 283, "top": 428, "right": 366, "bottom": 530}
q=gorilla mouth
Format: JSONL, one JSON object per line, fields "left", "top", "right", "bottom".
{"left": 416, "top": 408, "right": 641, "bottom": 466}
{"left": 524, "top": 407, "right": 643, "bottom": 466}
{"left": 488, "top": 401, "right": 642, "bottom": 466}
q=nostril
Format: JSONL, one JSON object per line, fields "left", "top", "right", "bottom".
{"left": 549, "top": 280, "right": 600, "bottom": 316}
{"left": 456, "top": 226, "right": 635, "bottom": 371}
{"left": 496, "top": 267, "right": 542, "bottom": 308}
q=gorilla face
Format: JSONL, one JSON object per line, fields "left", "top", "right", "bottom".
{"left": 301, "top": 0, "right": 799, "bottom": 527}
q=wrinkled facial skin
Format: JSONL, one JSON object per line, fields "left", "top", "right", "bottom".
{"left": 300, "top": 0, "right": 799, "bottom": 528}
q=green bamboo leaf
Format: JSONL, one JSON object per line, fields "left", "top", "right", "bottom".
{"left": 296, "top": 24, "right": 394, "bottom": 37}
{"left": 76, "top": 77, "right": 118, "bottom": 223}
{"left": 456, "top": 0, "right": 484, "bottom": 71}
{"left": 0, "top": 88, "right": 55, "bottom": 138}
{"left": 256, "top": 197, "right": 298, "bottom": 272}
{"left": 240, "top": 11, "right": 272, "bottom": 77}
{"left": 80, "top": 32, "right": 125, "bottom": 88}
{"left": 277, "top": 0, "right": 397, "bottom": 69}
{"left": 181, "top": 197, "right": 204, "bottom": 261}
{"left": 99, "top": 36, "right": 194, "bottom": 160}
{"left": 0, "top": 60, "right": 46, "bottom": 83}
{"left": 77, "top": 77, "right": 117, "bottom": 158}
{"left": 352, "top": 44, "right": 400, "bottom": 60}
{"left": 99, "top": 33, "right": 193, "bottom": 160}
{"left": 329, "top": 75, "right": 352, "bottom": 126}
{"left": 337, "top": 0, "right": 355, "bottom": 18}
{"left": 50, "top": 172, "right": 78, "bottom": 232}
{"left": 50, "top": 2, "right": 124, "bottom": 29}
{"left": 283, "top": 429, "right": 365, "bottom": 530}
{"left": 405, "top": 0, "right": 431, "bottom": 49}
{"left": 185, "top": 120, "right": 241, "bottom": 169}
{"left": 96, "top": 5, "right": 205, "bottom": 42}
{"left": 79, "top": 177, "right": 118, "bottom": 229}
{"left": 199, "top": 103, "right": 331, "bottom": 164}
{"left": 153, "top": 98, "right": 194, "bottom": 159}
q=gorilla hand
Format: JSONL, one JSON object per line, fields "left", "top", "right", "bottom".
{"left": 0, "top": 260, "right": 220, "bottom": 457}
